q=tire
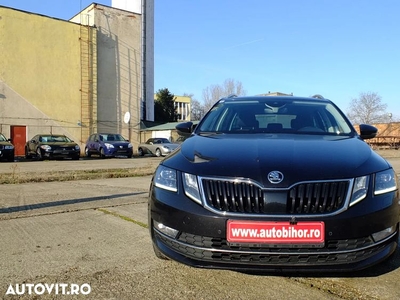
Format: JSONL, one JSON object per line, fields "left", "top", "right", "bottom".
{"left": 138, "top": 148, "right": 144, "bottom": 157}
{"left": 25, "top": 147, "right": 31, "bottom": 159}
{"left": 72, "top": 155, "right": 80, "bottom": 160}
{"left": 100, "top": 148, "right": 106, "bottom": 159}
{"left": 152, "top": 244, "right": 168, "bottom": 260}
{"left": 36, "top": 148, "right": 43, "bottom": 161}
{"left": 85, "top": 147, "right": 91, "bottom": 158}
{"left": 127, "top": 154, "right": 133, "bottom": 158}
{"left": 7, "top": 156, "right": 14, "bottom": 162}
{"left": 155, "top": 148, "right": 162, "bottom": 157}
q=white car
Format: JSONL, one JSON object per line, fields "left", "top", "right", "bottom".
{"left": 138, "top": 138, "right": 179, "bottom": 157}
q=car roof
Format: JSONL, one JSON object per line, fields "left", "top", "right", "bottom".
{"left": 219, "top": 95, "right": 332, "bottom": 104}
{"left": 96, "top": 133, "right": 121, "bottom": 135}
{"left": 36, "top": 134, "right": 66, "bottom": 136}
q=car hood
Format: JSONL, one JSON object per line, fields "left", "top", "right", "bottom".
{"left": 104, "top": 141, "right": 130, "bottom": 146}
{"left": 162, "top": 133, "right": 391, "bottom": 188}
{"left": 43, "top": 142, "right": 78, "bottom": 147}
{"left": 166, "top": 143, "right": 180, "bottom": 149}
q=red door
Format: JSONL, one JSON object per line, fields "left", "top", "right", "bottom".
{"left": 10, "top": 126, "right": 26, "bottom": 156}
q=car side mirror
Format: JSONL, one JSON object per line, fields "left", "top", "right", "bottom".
{"left": 176, "top": 122, "right": 195, "bottom": 137}
{"left": 359, "top": 124, "right": 377, "bottom": 140}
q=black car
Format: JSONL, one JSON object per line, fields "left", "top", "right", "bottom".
{"left": 148, "top": 95, "right": 400, "bottom": 272}
{"left": 0, "top": 133, "right": 15, "bottom": 162}
{"left": 85, "top": 133, "right": 133, "bottom": 158}
{"left": 25, "top": 134, "right": 80, "bottom": 160}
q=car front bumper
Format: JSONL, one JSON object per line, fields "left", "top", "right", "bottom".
{"left": 43, "top": 149, "right": 80, "bottom": 159}
{"left": 149, "top": 185, "right": 400, "bottom": 272}
{"left": 106, "top": 148, "right": 133, "bottom": 157}
{"left": 0, "top": 149, "right": 14, "bottom": 161}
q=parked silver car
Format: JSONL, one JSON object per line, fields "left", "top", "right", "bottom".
{"left": 138, "top": 138, "right": 179, "bottom": 157}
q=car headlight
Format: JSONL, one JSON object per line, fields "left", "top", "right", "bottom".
{"left": 162, "top": 146, "right": 170, "bottom": 150}
{"left": 5, "top": 145, "right": 14, "bottom": 149}
{"left": 128, "top": 143, "right": 133, "bottom": 148}
{"left": 40, "top": 145, "right": 51, "bottom": 151}
{"left": 154, "top": 165, "right": 177, "bottom": 192}
{"left": 75, "top": 145, "right": 80, "bottom": 150}
{"left": 105, "top": 143, "right": 114, "bottom": 149}
{"left": 374, "top": 169, "right": 397, "bottom": 195}
{"left": 182, "top": 173, "right": 201, "bottom": 204}
{"left": 350, "top": 175, "right": 369, "bottom": 206}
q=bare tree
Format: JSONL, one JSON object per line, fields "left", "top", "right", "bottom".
{"left": 202, "top": 78, "right": 246, "bottom": 112}
{"left": 183, "top": 93, "right": 205, "bottom": 121}
{"left": 346, "top": 92, "right": 389, "bottom": 124}
{"left": 190, "top": 99, "right": 205, "bottom": 121}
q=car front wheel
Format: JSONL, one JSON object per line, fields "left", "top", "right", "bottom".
{"left": 85, "top": 147, "right": 91, "bottom": 158}
{"left": 155, "top": 148, "right": 162, "bottom": 157}
{"left": 100, "top": 148, "right": 106, "bottom": 159}
{"left": 36, "top": 148, "right": 43, "bottom": 161}
{"left": 25, "top": 147, "right": 31, "bottom": 159}
{"left": 138, "top": 148, "right": 144, "bottom": 156}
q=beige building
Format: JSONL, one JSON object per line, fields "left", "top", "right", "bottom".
{"left": 174, "top": 95, "right": 191, "bottom": 121}
{"left": 0, "top": 2, "right": 153, "bottom": 156}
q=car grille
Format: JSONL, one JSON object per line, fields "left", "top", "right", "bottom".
{"left": 156, "top": 231, "right": 388, "bottom": 266}
{"left": 53, "top": 148, "right": 75, "bottom": 154}
{"left": 201, "top": 178, "right": 350, "bottom": 215}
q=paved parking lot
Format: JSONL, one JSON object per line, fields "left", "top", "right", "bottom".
{"left": 0, "top": 155, "right": 399, "bottom": 299}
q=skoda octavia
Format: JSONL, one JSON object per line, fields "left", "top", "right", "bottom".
{"left": 148, "top": 95, "right": 399, "bottom": 272}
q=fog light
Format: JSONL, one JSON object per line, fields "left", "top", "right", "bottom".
{"left": 371, "top": 226, "right": 396, "bottom": 242}
{"left": 154, "top": 220, "right": 179, "bottom": 238}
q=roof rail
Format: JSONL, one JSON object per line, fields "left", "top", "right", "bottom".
{"left": 311, "top": 94, "right": 325, "bottom": 99}
{"left": 227, "top": 94, "right": 238, "bottom": 98}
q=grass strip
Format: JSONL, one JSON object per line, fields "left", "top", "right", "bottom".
{"left": 97, "top": 208, "right": 148, "bottom": 228}
{"left": 0, "top": 167, "right": 154, "bottom": 184}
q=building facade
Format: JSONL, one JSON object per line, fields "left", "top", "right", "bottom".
{"left": 0, "top": 2, "right": 154, "bottom": 156}
{"left": 174, "top": 95, "right": 191, "bottom": 121}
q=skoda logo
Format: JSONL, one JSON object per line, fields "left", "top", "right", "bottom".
{"left": 267, "top": 171, "right": 284, "bottom": 184}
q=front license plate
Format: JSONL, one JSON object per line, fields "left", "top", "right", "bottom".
{"left": 227, "top": 220, "right": 324, "bottom": 244}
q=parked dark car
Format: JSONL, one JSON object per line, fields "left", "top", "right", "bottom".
{"left": 85, "top": 133, "right": 133, "bottom": 158}
{"left": 25, "top": 134, "right": 80, "bottom": 160}
{"left": 0, "top": 133, "right": 14, "bottom": 162}
{"left": 149, "top": 95, "right": 400, "bottom": 272}
{"left": 138, "top": 138, "right": 179, "bottom": 157}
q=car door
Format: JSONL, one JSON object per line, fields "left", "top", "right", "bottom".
{"left": 88, "top": 134, "right": 101, "bottom": 154}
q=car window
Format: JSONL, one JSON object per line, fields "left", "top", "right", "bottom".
{"left": 39, "top": 135, "right": 71, "bottom": 142}
{"left": 197, "top": 98, "right": 353, "bottom": 135}
{"left": 0, "top": 134, "right": 7, "bottom": 142}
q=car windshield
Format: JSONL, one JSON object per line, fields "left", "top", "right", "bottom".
{"left": 40, "top": 135, "right": 71, "bottom": 142}
{"left": 0, "top": 134, "right": 7, "bottom": 142}
{"left": 100, "top": 134, "right": 125, "bottom": 142}
{"left": 150, "top": 138, "right": 170, "bottom": 144}
{"left": 196, "top": 98, "right": 354, "bottom": 135}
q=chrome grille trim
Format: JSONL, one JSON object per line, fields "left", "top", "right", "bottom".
{"left": 198, "top": 176, "right": 354, "bottom": 218}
